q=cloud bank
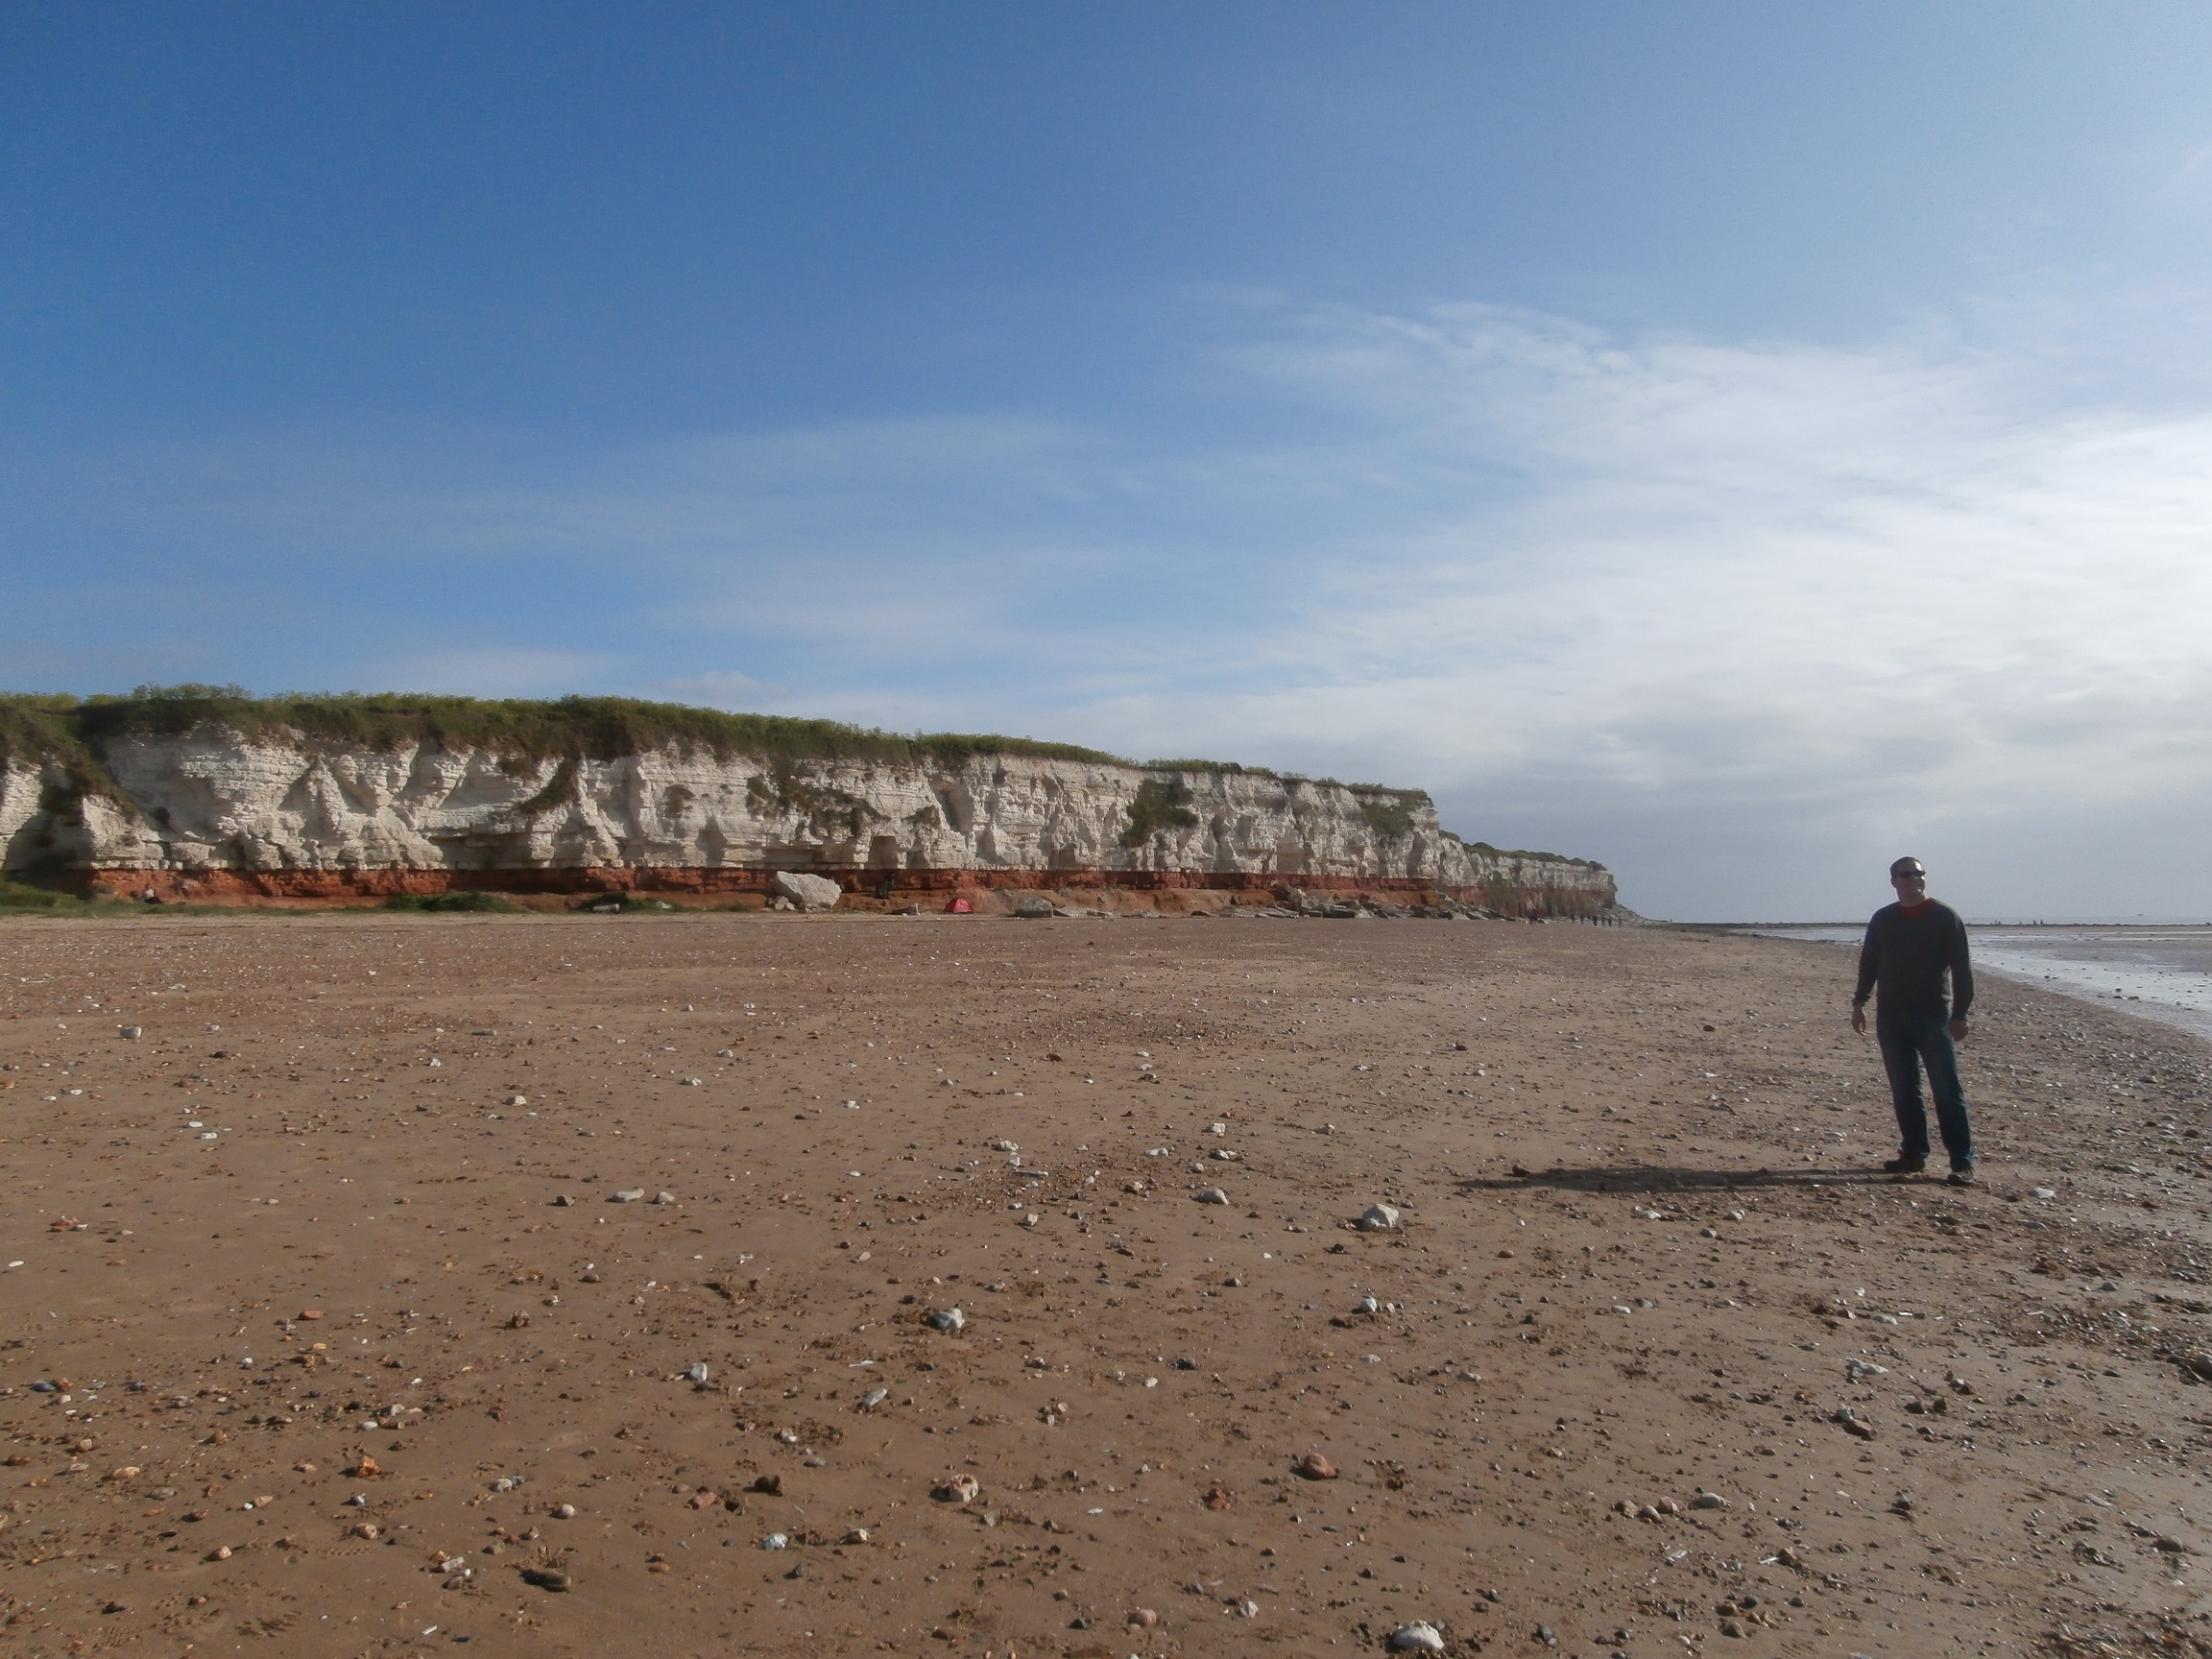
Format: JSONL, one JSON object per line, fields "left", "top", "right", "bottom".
{"left": 1129, "top": 305, "right": 2212, "bottom": 920}
{"left": 6, "top": 301, "right": 2209, "bottom": 920}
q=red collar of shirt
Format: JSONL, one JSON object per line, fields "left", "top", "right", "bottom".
{"left": 1899, "top": 900, "right": 1936, "bottom": 918}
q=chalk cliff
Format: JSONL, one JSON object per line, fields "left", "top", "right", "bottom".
{"left": 0, "top": 694, "right": 1618, "bottom": 914}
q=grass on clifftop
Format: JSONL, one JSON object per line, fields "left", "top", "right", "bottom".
{"left": 2, "top": 693, "right": 1478, "bottom": 803}
{"left": 1449, "top": 832, "right": 1603, "bottom": 870}
{"left": 1147, "top": 759, "right": 1433, "bottom": 805}
{"left": 0, "top": 688, "right": 1129, "bottom": 785}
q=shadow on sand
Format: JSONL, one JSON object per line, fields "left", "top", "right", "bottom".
{"left": 1459, "top": 1164, "right": 1904, "bottom": 1196}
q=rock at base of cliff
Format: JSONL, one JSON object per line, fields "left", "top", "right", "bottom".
{"left": 1011, "top": 895, "right": 1055, "bottom": 920}
{"left": 772, "top": 871, "right": 843, "bottom": 911}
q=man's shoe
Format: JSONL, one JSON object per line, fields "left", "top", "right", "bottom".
{"left": 1945, "top": 1166, "right": 1976, "bottom": 1188}
{"left": 1881, "top": 1155, "right": 1927, "bottom": 1175}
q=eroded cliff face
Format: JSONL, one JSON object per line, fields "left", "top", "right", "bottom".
{"left": 3, "top": 733, "right": 1617, "bottom": 913}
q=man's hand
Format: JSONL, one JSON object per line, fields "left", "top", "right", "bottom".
{"left": 1950, "top": 1017, "right": 1969, "bottom": 1044}
{"left": 1850, "top": 1005, "right": 1867, "bottom": 1036}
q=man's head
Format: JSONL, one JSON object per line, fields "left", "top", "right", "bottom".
{"left": 1889, "top": 856, "right": 1929, "bottom": 903}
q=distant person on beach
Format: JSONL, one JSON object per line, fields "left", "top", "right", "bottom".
{"left": 1850, "top": 856, "right": 1976, "bottom": 1185}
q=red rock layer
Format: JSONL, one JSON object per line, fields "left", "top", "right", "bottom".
{"left": 86, "top": 866, "right": 1614, "bottom": 916}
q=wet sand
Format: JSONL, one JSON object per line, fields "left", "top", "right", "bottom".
{"left": 1968, "top": 930, "right": 2212, "bottom": 1046}
{"left": 3, "top": 914, "right": 2210, "bottom": 1659}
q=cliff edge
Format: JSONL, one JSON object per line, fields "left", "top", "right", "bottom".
{"left": 0, "top": 691, "right": 1620, "bottom": 914}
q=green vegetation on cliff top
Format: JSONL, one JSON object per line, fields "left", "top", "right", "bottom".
{"left": 0, "top": 688, "right": 1125, "bottom": 779}
{"left": 1, "top": 690, "right": 1429, "bottom": 794}
{"left": 1453, "top": 836, "right": 1599, "bottom": 870}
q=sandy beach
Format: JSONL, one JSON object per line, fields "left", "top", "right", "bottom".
{"left": 3, "top": 913, "right": 2210, "bottom": 1659}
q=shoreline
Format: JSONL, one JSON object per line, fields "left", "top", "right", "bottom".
{"left": 1728, "top": 924, "right": 2212, "bottom": 1044}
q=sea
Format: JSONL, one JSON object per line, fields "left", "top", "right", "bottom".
{"left": 1729, "top": 925, "right": 2212, "bottom": 1044}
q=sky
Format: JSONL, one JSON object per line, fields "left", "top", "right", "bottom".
{"left": 5, "top": 3, "right": 2212, "bottom": 922}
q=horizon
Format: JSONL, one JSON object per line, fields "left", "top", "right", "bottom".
{"left": 7, "top": 6, "right": 2211, "bottom": 922}
{"left": 1705, "top": 917, "right": 2212, "bottom": 929}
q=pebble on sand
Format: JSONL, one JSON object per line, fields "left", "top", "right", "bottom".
{"left": 931, "top": 1475, "right": 981, "bottom": 1505}
{"left": 1293, "top": 1452, "right": 1339, "bottom": 1480}
{"left": 1195, "top": 1187, "right": 1230, "bottom": 1205}
{"left": 927, "top": 1307, "right": 967, "bottom": 1332}
{"left": 1358, "top": 1202, "right": 1401, "bottom": 1231}
{"left": 1387, "top": 1622, "right": 1446, "bottom": 1652}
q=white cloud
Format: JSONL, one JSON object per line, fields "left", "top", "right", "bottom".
{"left": 650, "top": 667, "right": 781, "bottom": 709}
{"left": 1070, "top": 304, "right": 2212, "bottom": 917}
{"left": 348, "top": 647, "right": 617, "bottom": 700}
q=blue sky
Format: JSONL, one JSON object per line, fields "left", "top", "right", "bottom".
{"left": 7, "top": 4, "right": 2212, "bottom": 920}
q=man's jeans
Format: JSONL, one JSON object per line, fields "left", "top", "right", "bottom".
{"left": 1877, "top": 1013, "right": 1973, "bottom": 1169}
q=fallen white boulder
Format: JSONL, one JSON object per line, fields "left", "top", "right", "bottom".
{"left": 772, "top": 870, "right": 843, "bottom": 911}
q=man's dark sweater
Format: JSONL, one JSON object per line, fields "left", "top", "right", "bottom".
{"left": 1854, "top": 900, "right": 1974, "bottom": 1022}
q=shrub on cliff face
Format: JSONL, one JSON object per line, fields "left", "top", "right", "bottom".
{"left": 1357, "top": 796, "right": 1419, "bottom": 840}
{"left": 1118, "top": 776, "right": 1200, "bottom": 848}
{"left": 746, "top": 761, "right": 882, "bottom": 840}
{"left": 0, "top": 696, "right": 114, "bottom": 800}
{"left": 511, "top": 757, "right": 581, "bottom": 816}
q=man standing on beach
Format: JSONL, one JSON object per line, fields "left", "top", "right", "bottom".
{"left": 1850, "top": 856, "right": 1976, "bottom": 1186}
